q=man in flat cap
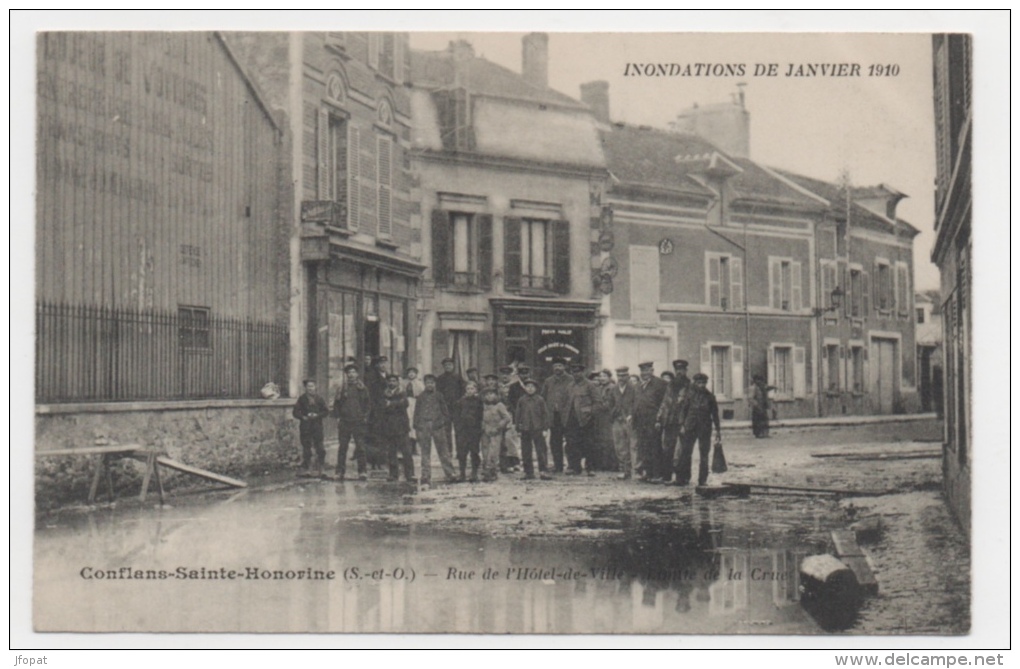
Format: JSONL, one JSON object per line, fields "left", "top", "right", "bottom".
{"left": 673, "top": 372, "right": 721, "bottom": 487}
{"left": 330, "top": 364, "right": 370, "bottom": 480}
{"left": 655, "top": 359, "right": 691, "bottom": 483}
{"left": 565, "top": 362, "right": 600, "bottom": 475}
{"left": 605, "top": 366, "right": 637, "bottom": 479}
{"left": 293, "top": 379, "right": 329, "bottom": 478}
{"left": 632, "top": 361, "right": 668, "bottom": 482}
{"left": 436, "top": 356, "right": 465, "bottom": 453}
{"left": 541, "top": 357, "right": 572, "bottom": 473}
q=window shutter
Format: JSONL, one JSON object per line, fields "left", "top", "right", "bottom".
{"left": 707, "top": 255, "right": 721, "bottom": 306}
{"left": 838, "top": 345, "right": 846, "bottom": 391}
{"left": 730, "top": 345, "right": 744, "bottom": 399}
{"left": 503, "top": 217, "right": 522, "bottom": 291}
{"left": 431, "top": 210, "right": 451, "bottom": 286}
{"left": 844, "top": 265, "right": 852, "bottom": 317}
{"left": 478, "top": 214, "right": 493, "bottom": 290}
{"left": 347, "top": 126, "right": 360, "bottom": 230}
{"left": 552, "top": 219, "right": 571, "bottom": 295}
{"left": 376, "top": 135, "right": 392, "bottom": 238}
{"left": 394, "top": 35, "right": 404, "bottom": 84}
{"left": 431, "top": 329, "right": 449, "bottom": 374}
{"left": 897, "top": 264, "right": 910, "bottom": 316}
{"left": 730, "top": 256, "right": 743, "bottom": 309}
{"left": 820, "top": 262, "right": 832, "bottom": 303}
{"left": 791, "top": 262, "right": 803, "bottom": 312}
{"left": 767, "top": 346, "right": 776, "bottom": 387}
{"left": 821, "top": 345, "right": 829, "bottom": 392}
{"left": 861, "top": 271, "right": 870, "bottom": 318}
{"left": 892, "top": 264, "right": 901, "bottom": 314}
{"left": 700, "top": 345, "right": 711, "bottom": 377}
{"left": 793, "top": 346, "right": 806, "bottom": 398}
{"left": 318, "top": 108, "right": 331, "bottom": 199}
{"left": 368, "top": 33, "right": 379, "bottom": 69}
{"left": 770, "top": 259, "right": 782, "bottom": 309}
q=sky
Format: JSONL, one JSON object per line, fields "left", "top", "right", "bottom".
{"left": 410, "top": 32, "right": 939, "bottom": 290}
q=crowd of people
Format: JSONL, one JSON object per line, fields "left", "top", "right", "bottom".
{"left": 292, "top": 354, "right": 766, "bottom": 492}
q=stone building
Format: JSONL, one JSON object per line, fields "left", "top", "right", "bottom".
{"left": 409, "top": 35, "right": 607, "bottom": 379}
{"left": 931, "top": 33, "right": 972, "bottom": 535}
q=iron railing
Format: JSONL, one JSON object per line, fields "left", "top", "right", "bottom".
{"left": 35, "top": 302, "right": 288, "bottom": 403}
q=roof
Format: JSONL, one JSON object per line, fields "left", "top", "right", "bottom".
{"left": 773, "top": 168, "right": 919, "bottom": 236}
{"left": 601, "top": 124, "right": 823, "bottom": 207}
{"left": 411, "top": 47, "right": 586, "bottom": 110}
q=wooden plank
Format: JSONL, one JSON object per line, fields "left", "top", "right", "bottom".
{"left": 742, "top": 482, "right": 888, "bottom": 497}
{"left": 695, "top": 483, "right": 750, "bottom": 498}
{"left": 841, "top": 556, "right": 879, "bottom": 595}
{"left": 830, "top": 530, "right": 865, "bottom": 558}
{"left": 156, "top": 456, "right": 247, "bottom": 488}
{"left": 36, "top": 445, "right": 155, "bottom": 457}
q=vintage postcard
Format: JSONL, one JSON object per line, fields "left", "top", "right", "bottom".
{"left": 20, "top": 14, "right": 997, "bottom": 647}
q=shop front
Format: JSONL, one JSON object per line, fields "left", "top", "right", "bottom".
{"left": 490, "top": 298, "right": 600, "bottom": 383}
{"left": 303, "top": 241, "right": 423, "bottom": 396}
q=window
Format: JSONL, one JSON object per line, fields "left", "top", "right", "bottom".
{"left": 317, "top": 110, "right": 360, "bottom": 230}
{"left": 448, "top": 330, "right": 476, "bottom": 375}
{"left": 504, "top": 217, "right": 570, "bottom": 294}
{"left": 820, "top": 261, "right": 838, "bottom": 313}
{"left": 378, "top": 33, "right": 395, "bottom": 79}
{"left": 768, "top": 344, "right": 806, "bottom": 399}
{"left": 849, "top": 268, "right": 861, "bottom": 318}
{"left": 706, "top": 252, "right": 743, "bottom": 310}
{"left": 916, "top": 307, "right": 925, "bottom": 324}
{"left": 432, "top": 211, "right": 492, "bottom": 290}
{"left": 178, "top": 306, "right": 211, "bottom": 350}
{"left": 875, "top": 260, "right": 893, "bottom": 312}
{"left": 850, "top": 345, "right": 866, "bottom": 393}
{"left": 379, "top": 297, "right": 407, "bottom": 373}
{"left": 521, "top": 219, "right": 552, "bottom": 289}
{"left": 700, "top": 343, "right": 743, "bottom": 399}
{"left": 769, "top": 257, "right": 802, "bottom": 311}
{"left": 367, "top": 33, "right": 379, "bottom": 69}
{"left": 824, "top": 343, "right": 841, "bottom": 392}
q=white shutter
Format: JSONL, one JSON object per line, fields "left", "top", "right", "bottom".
{"left": 838, "top": 345, "right": 846, "bottom": 392}
{"left": 767, "top": 346, "right": 776, "bottom": 387}
{"left": 730, "top": 256, "right": 743, "bottom": 310}
{"left": 394, "top": 35, "right": 404, "bottom": 84}
{"left": 368, "top": 33, "right": 380, "bottom": 69}
{"left": 791, "top": 262, "right": 803, "bottom": 312}
{"left": 791, "top": 346, "right": 807, "bottom": 393}
{"left": 347, "top": 126, "right": 360, "bottom": 231}
{"left": 318, "top": 108, "right": 330, "bottom": 199}
{"left": 700, "top": 345, "right": 711, "bottom": 377}
{"left": 769, "top": 258, "right": 782, "bottom": 309}
{"left": 707, "top": 254, "right": 721, "bottom": 306}
{"left": 730, "top": 345, "right": 744, "bottom": 399}
{"left": 821, "top": 345, "right": 830, "bottom": 392}
{"left": 377, "top": 135, "right": 393, "bottom": 238}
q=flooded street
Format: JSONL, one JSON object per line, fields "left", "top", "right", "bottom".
{"left": 34, "top": 420, "right": 969, "bottom": 635}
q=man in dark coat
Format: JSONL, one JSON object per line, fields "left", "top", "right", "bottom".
{"left": 379, "top": 373, "right": 414, "bottom": 483}
{"left": 540, "top": 358, "right": 572, "bottom": 473}
{"left": 565, "top": 362, "right": 601, "bottom": 475}
{"left": 413, "top": 374, "right": 457, "bottom": 485}
{"left": 292, "top": 379, "right": 329, "bottom": 478}
{"left": 673, "top": 372, "right": 722, "bottom": 487}
{"left": 435, "top": 356, "right": 465, "bottom": 450}
{"left": 632, "top": 361, "right": 668, "bottom": 482}
{"left": 655, "top": 359, "right": 691, "bottom": 483}
{"left": 362, "top": 355, "right": 391, "bottom": 468}
{"left": 331, "top": 364, "right": 371, "bottom": 480}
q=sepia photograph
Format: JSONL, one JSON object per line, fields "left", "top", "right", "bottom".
{"left": 14, "top": 11, "right": 1006, "bottom": 651}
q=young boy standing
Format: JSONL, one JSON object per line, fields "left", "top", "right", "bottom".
{"left": 453, "top": 381, "right": 483, "bottom": 482}
{"left": 292, "top": 379, "right": 329, "bottom": 478}
{"left": 380, "top": 374, "right": 413, "bottom": 483}
{"left": 479, "top": 388, "right": 512, "bottom": 482}
{"left": 515, "top": 379, "right": 552, "bottom": 480}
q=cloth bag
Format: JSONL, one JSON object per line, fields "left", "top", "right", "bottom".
{"left": 711, "top": 439, "right": 728, "bottom": 474}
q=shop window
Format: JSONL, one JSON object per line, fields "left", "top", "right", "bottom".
{"left": 431, "top": 211, "right": 493, "bottom": 290}
{"left": 706, "top": 252, "right": 743, "bottom": 310}
{"left": 504, "top": 217, "right": 570, "bottom": 294}
{"left": 768, "top": 257, "right": 802, "bottom": 311}
{"left": 178, "top": 306, "right": 211, "bottom": 350}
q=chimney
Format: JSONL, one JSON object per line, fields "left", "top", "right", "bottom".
{"left": 580, "top": 80, "right": 610, "bottom": 123}
{"left": 450, "top": 40, "right": 474, "bottom": 88}
{"left": 521, "top": 32, "right": 548, "bottom": 89}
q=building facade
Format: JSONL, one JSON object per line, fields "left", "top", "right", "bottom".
{"left": 290, "top": 32, "right": 424, "bottom": 397}
{"left": 931, "top": 33, "right": 972, "bottom": 536}
{"left": 597, "top": 121, "right": 826, "bottom": 420}
{"left": 36, "top": 32, "right": 289, "bottom": 403}
{"left": 778, "top": 173, "right": 922, "bottom": 416}
{"left": 410, "top": 36, "right": 607, "bottom": 379}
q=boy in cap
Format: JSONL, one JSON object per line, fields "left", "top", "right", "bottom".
{"left": 380, "top": 373, "right": 414, "bottom": 484}
{"left": 436, "top": 357, "right": 465, "bottom": 451}
{"left": 673, "top": 372, "right": 722, "bottom": 486}
{"left": 413, "top": 373, "right": 457, "bottom": 486}
{"left": 330, "top": 364, "right": 370, "bottom": 480}
{"left": 540, "top": 357, "right": 572, "bottom": 473}
{"left": 479, "top": 387, "right": 512, "bottom": 482}
{"left": 606, "top": 366, "right": 637, "bottom": 479}
{"left": 453, "top": 380, "right": 483, "bottom": 482}
{"left": 515, "top": 378, "right": 552, "bottom": 480}
{"left": 565, "top": 362, "right": 600, "bottom": 475}
{"left": 293, "top": 379, "right": 329, "bottom": 478}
